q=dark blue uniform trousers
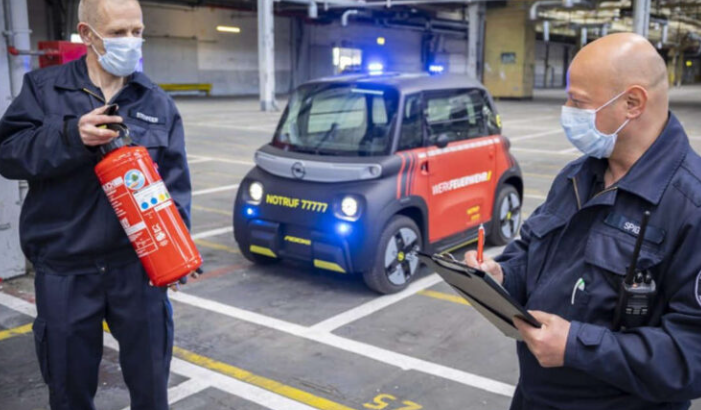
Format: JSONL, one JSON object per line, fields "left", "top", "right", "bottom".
{"left": 32, "top": 258, "right": 173, "bottom": 410}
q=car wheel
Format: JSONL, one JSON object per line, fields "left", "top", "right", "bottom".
{"left": 488, "top": 184, "right": 522, "bottom": 246}
{"left": 239, "top": 242, "right": 280, "bottom": 265}
{"left": 363, "top": 215, "right": 423, "bottom": 294}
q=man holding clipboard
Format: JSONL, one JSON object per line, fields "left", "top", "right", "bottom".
{"left": 461, "top": 33, "right": 701, "bottom": 410}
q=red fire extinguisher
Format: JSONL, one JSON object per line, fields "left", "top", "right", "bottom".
{"left": 94, "top": 121, "right": 202, "bottom": 286}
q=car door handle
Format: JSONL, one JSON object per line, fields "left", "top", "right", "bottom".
{"left": 420, "top": 160, "right": 429, "bottom": 174}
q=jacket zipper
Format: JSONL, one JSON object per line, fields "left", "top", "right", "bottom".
{"left": 572, "top": 177, "right": 582, "bottom": 211}
{"left": 572, "top": 176, "right": 618, "bottom": 210}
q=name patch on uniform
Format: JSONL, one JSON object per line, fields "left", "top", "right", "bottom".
{"left": 129, "top": 109, "right": 163, "bottom": 124}
{"left": 604, "top": 212, "right": 665, "bottom": 244}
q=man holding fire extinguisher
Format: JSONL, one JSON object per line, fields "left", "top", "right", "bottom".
{"left": 0, "top": 0, "right": 197, "bottom": 409}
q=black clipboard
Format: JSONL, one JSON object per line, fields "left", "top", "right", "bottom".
{"left": 417, "top": 252, "right": 541, "bottom": 340}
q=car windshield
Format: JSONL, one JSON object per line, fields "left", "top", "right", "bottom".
{"left": 272, "top": 84, "right": 399, "bottom": 156}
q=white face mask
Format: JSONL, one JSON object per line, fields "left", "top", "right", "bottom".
{"left": 560, "top": 90, "right": 631, "bottom": 159}
{"left": 88, "top": 25, "right": 143, "bottom": 78}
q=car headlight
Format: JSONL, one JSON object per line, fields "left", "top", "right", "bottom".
{"left": 249, "top": 181, "right": 264, "bottom": 202}
{"left": 341, "top": 196, "right": 358, "bottom": 217}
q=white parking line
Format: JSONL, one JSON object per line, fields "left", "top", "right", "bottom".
{"left": 0, "top": 293, "right": 328, "bottom": 410}
{"left": 187, "top": 157, "right": 217, "bottom": 165}
{"left": 192, "top": 184, "right": 239, "bottom": 196}
{"left": 169, "top": 290, "right": 515, "bottom": 398}
{"left": 187, "top": 156, "right": 255, "bottom": 166}
{"left": 511, "top": 147, "right": 580, "bottom": 157}
{"left": 312, "top": 247, "right": 506, "bottom": 333}
{"left": 501, "top": 115, "right": 558, "bottom": 125}
{"left": 311, "top": 274, "right": 444, "bottom": 333}
{"left": 557, "top": 147, "right": 580, "bottom": 154}
{"left": 166, "top": 244, "right": 516, "bottom": 398}
{"left": 192, "top": 226, "right": 234, "bottom": 240}
{"left": 120, "top": 379, "right": 210, "bottom": 410}
{"left": 525, "top": 193, "right": 547, "bottom": 200}
{"left": 509, "top": 129, "right": 562, "bottom": 142}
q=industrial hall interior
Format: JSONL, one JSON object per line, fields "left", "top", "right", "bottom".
{"left": 2, "top": 0, "right": 701, "bottom": 409}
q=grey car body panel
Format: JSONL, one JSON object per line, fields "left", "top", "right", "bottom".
{"left": 255, "top": 150, "right": 383, "bottom": 183}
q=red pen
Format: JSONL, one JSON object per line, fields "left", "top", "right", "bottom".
{"left": 477, "top": 224, "right": 485, "bottom": 264}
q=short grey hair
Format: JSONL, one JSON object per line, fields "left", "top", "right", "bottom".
{"left": 77, "top": 0, "right": 101, "bottom": 26}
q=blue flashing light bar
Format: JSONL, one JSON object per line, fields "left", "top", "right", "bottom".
{"left": 368, "top": 62, "right": 384, "bottom": 75}
{"left": 429, "top": 64, "right": 445, "bottom": 74}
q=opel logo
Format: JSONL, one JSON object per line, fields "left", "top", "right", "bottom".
{"left": 291, "top": 162, "right": 306, "bottom": 179}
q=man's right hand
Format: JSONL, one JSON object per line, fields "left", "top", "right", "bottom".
{"left": 464, "top": 250, "right": 504, "bottom": 285}
{"left": 78, "top": 105, "right": 123, "bottom": 146}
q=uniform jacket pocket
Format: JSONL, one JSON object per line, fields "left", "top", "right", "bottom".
{"left": 525, "top": 212, "right": 567, "bottom": 296}
{"left": 127, "top": 122, "right": 169, "bottom": 164}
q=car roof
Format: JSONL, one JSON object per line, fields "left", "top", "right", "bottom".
{"left": 303, "top": 72, "right": 488, "bottom": 95}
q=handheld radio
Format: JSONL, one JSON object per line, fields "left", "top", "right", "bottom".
{"left": 612, "top": 211, "right": 657, "bottom": 330}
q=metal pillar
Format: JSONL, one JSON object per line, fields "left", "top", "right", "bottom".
{"left": 258, "top": 0, "right": 277, "bottom": 112}
{"left": 0, "top": 0, "right": 27, "bottom": 279}
{"left": 5, "top": 0, "right": 31, "bottom": 97}
{"left": 466, "top": 2, "right": 484, "bottom": 80}
{"left": 633, "top": 0, "right": 650, "bottom": 38}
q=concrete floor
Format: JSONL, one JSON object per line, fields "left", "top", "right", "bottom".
{"left": 1, "top": 85, "right": 701, "bottom": 410}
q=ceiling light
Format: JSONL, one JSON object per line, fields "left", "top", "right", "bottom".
{"left": 217, "top": 26, "right": 241, "bottom": 34}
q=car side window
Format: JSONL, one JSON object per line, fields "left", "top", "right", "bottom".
{"left": 397, "top": 94, "right": 424, "bottom": 151}
{"left": 425, "top": 89, "right": 489, "bottom": 145}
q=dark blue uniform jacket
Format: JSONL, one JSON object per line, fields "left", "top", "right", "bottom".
{"left": 0, "top": 57, "right": 191, "bottom": 272}
{"left": 498, "top": 113, "right": 701, "bottom": 410}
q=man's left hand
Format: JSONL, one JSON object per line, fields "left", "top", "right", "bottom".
{"left": 513, "top": 310, "right": 571, "bottom": 368}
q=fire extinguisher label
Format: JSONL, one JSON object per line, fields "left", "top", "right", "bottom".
{"left": 101, "top": 176, "right": 124, "bottom": 193}
{"left": 134, "top": 181, "right": 172, "bottom": 212}
{"left": 124, "top": 169, "right": 146, "bottom": 190}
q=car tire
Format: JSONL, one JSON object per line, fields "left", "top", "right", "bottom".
{"left": 363, "top": 215, "right": 423, "bottom": 294}
{"left": 488, "top": 184, "right": 522, "bottom": 246}
{"left": 239, "top": 242, "right": 280, "bottom": 265}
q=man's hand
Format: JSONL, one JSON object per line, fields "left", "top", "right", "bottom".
{"left": 514, "top": 311, "right": 571, "bottom": 368}
{"left": 464, "top": 250, "right": 504, "bottom": 285}
{"left": 78, "top": 105, "right": 123, "bottom": 146}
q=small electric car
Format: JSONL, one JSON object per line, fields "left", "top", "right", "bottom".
{"left": 234, "top": 73, "right": 523, "bottom": 294}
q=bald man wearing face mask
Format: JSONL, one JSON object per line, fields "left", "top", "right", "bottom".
{"left": 465, "top": 33, "right": 701, "bottom": 409}
{"left": 0, "top": 1, "right": 192, "bottom": 409}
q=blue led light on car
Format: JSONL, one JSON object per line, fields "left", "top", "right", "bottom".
{"left": 336, "top": 222, "right": 352, "bottom": 236}
{"left": 244, "top": 206, "right": 257, "bottom": 218}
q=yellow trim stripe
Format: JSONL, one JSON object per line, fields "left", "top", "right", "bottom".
{"left": 418, "top": 290, "right": 471, "bottom": 306}
{"left": 173, "top": 346, "right": 357, "bottom": 410}
{"left": 0, "top": 323, "right": 33, "bottom": 341}
{"left": 440, "top": 237, "right": 478, "bottom": 255}
{"left": 195, "top": 239, "right": 240, "bottom": 254}
{"left": 313, "top": 259, "right": 346, "bottom": 273}
{"left": 250, "top": 245, "right": 277, "bottom": 258}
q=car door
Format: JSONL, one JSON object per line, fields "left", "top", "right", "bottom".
{"left": 423, "top": 88, "right": 497, "bottom": 243}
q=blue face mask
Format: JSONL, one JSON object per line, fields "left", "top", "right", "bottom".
{"left": 560, "top": 90, "right": 630, "bottom": 159}
{"left": 89, "top": 26, "right": 143, "bottom": 77}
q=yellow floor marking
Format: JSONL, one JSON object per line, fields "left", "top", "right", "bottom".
{"left": 192, "top": 205, "right": 233, "bottom": 217}
{"left": 173, "top": 346, "right": 358, "bottom": 410}
{"left": 102, "top": 322, "right": 354, "bottom": 409}
{"left": 418, "top": 290, "right": 471, "bottom": 306}
{"left": 194, "top": 239, "right": 240, "bottom": 254}
{"left": 0, "top": 323, "right": 33, "bottom": 342}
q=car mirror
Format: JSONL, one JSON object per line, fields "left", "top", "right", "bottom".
{"left": 435, "top": 133, "right": 450, "bottom": 149}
